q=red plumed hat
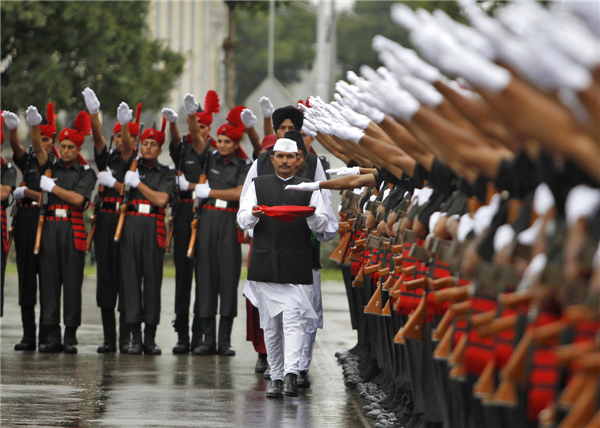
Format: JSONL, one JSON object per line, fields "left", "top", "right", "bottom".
{"left": 113, "top": 103, "right": 142, "bottom": 137}
{"left": 59, "top": 111, "right": 91, "bottom": 147}
{"left": 217, "top": 106, "right": 246, "bottom": 143}
{"left": 140, "top": 116, "right": 167, "bottom": 147}
{"left": 297, "top": 98, "right": 311, "bottom": 109}
{"left": 39, "top": 103, "right": 57, "bottom": 139}
{"left": 195, "top": 90, "right": 220, "bottom": 126}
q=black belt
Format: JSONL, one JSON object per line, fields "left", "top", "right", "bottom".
{"left": 101, "top": 202, "right": 120, "bottom": 212}
{"left": 179, "top": 191, "right": 194, "bottom": 199}
{"left": 203, "top": 198, "right": 239, "bottom": 209}
{"left": 46, "top": 209, "right": 73, "bottom": 219}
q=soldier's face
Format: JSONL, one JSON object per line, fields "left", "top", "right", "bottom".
{"left": 59, "top": 140, "right": 81, "bottom": 163}
{"left": 140, "top": 139, "right": 161, "bottom": 160}
{"left": 216, "top": 135, "right": 239, "bottom": 157}
{"left": 295, "top": 151, "right": 307, "bottom": 172}
{"left": 188, "top": 117, "right": 211, "bottom": 142}
{"left": 41, "top": 136, "right": 54, "bottom": 154}
{"left": 113, "top": 132, "right": 137, "bottom": 151}
{"left": 301, "top": 131, "right": 314, "bottom": 153}
{"left": 271, "top": 151, "right": 299, "bottom": 178}
{"left": 276, "top": 119, "right": 295, "bottom": 138}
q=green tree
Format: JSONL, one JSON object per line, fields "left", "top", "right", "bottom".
{"left": 234, "top": 1, "right": 316, "bottom": 105}
{"left": 1, "top": 1, "right": 185, "bottom": 113}
{"left": 336, "top": 1, "right": 476, "bottom": 78}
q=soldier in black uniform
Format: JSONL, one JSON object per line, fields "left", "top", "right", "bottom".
{"left": 119, "top": 116, "right": 176, "bottom": 355}
{"left": 4, "top": 107, "right": 57, "bottom": 349}
{"left": 163, "top": 90, "right": 221, "bottom": 354}
{"left": 1, "top": 114, "right": 17, "bottom": 318}
{"left": 83, "top": 88, "right": 140, "bottom": 353}
{"left": 26, "top": 106, "right": 96, "bottom": 353}
{"left": 184, "top": 98, "right": 251, "bottom": 356}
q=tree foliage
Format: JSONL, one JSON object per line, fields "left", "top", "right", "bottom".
{"left": 1, "top": 1, "right": 185, "bottom": 113}
{"left": 336, "top": 1, "right": 472, "bottom": 78}
{"left": 234, "top": 1, "right": 316, "bottom": 105}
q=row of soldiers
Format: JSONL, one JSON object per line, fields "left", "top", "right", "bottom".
{"left": 1, "top": 87, "right": 334, "bottom": 374}
{"left": 279, "top": 1, "right": 599, "bottom": 427}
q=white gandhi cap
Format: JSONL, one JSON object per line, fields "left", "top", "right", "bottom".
{"left": 272, "top": 138, "right": 298, "bottom": 153}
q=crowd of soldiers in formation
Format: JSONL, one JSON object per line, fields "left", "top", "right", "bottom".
{"left": 1, "top": 0, "right": 600, "bottom": 423}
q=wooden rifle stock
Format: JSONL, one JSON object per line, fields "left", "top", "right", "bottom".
{"left": 34, "top": 170, "right": 53, "bottom": 255}
{"left": 329, "top": 232, "right": 352, "bottom": 263}
{"left": 187, "top": 174, "right": 207, "bottom": 258}
{"left": 86, "top": 184, "right": 105, "bottom": 251}
{"left": 114, "top": 158, "right": 139, "bottom": 243}
{"left": 401, "top": 291, "right": 428, "bottom": 340}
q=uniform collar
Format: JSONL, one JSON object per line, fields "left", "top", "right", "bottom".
{"left": 55, "top": 158, "right": 82, "bottom": 170}
{"left": 141, "top": 159, "right": 162, "bottom": 171}
{"left": 275, "top": 173, "right": 295, "bottom": 182}
{"left": 214, "top": 150, "right": 239, "bottom": 166}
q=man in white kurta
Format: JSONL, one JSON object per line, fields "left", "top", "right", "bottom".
{"left": 237, "top": 138, "right": 329, "bottom": 398}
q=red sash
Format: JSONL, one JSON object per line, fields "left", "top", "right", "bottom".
{"left": 126, "top": 199, "right": 167, "bottom": 250}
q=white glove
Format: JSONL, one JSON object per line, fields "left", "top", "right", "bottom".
{"left": 124, "top": 170, "right": 141, "bottom": 188}
{"left": 177, "top": 174, "right": 190, "bottom": 192}
{"left": 184, "top": 93, "right": 199, "bottom": 115}
{"left": 26, "top": 106, "right": 42, "bottom": 127}
{"left": 97, "top": 170, "right": 117, "bottom": 188}
{"left": 330, "top": 123, "right": 364, "bottom": 144}
{"left": 82, "top": 87, "right": 101, "bottom": 114}
{"left": 327, "top": 166, "right": 360, "bottom": 176}
{"left": 162, "top": 108, "right": 178, "bottom": 123}
{"left": 433, "top": 9, "right": 495, "bottom": 61}
{"left": 117, "top": 102, "right": 132, "bottom": 125}
{"left": 285, "top": 182, "right": 321, "bottom": 192}
{"left": 390, "top": 3, "right": 421, "bottom": 31}
{"left": 241, "top": 108, "right": 257, "bottom": 129}
{"left": 312, "top": 120, "right": 333, "bottom": 136}
{"left": 2, "top": 111, "right": 20, "bottom": 130}
{"left": 14, "top": 186, "right": 27, "bottom": 200}
{"left": 40, "top": 176, "right": 56, "bottom": 193}
{"left": 259, "top": 96, "right": 274, "bottom": 118}
{"left": 301, "top": 123, "right": 317, "bottom": 138}
{"left": 372, "top": 35, "right": 441, "bottom": 83}
{"left": 397, "top": 74, "right": 443, "bottom": 108}
{"left": 340, "top": 108, "right": 371, "bottom": 130}
{"left": 195, "top": 181, "right": 211, "bottom": 199}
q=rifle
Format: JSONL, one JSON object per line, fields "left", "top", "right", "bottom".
{"left": 114, "top": 124, "right": 143, "bottom": 243}
{"left": 187, "top": 153, "right": 209, "bottom": 258}
{"left": 87, "top": 136, "right": 114, "bottom": 250}
{"left": 166, "top": 143, "right": 185, "bottom": 253}
{"left": 34, "top": 169, "right": 53, "bottom": 254}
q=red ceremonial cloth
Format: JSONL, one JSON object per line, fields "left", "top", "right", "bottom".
{"left": 258, "top": 205, "right": 315, "bottom": 222}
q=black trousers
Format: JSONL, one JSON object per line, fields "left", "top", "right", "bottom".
{"left": 39, "top": 221, "right": 85, "bottom": 327}
{"left": 173, "top": 202, "right": 195, "bottom": 315}
{"left": 1, "top": 250, "right": 5, "bottom": 317}
{"left": 14, "top": 207, "right": 40, "bottom": 306}
{"left": 120, "top": 216, "right": 165, "bottom": 325}
{"left": 195, "top": 209, "right": 241, "bottom": 318}
{"left": 94, "top": 211, "right": 124, "bottom": 311}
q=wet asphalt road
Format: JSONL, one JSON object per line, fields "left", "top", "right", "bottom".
{"left": 1, "top": 274, "right": 370, "bottom": 428}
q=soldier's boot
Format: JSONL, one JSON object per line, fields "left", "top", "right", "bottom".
{"left": 190, "top": 315, "right": 203, "bottom": 350}
{"left": 63, "top": 326, "right": 78, "bottom": 354}
{"left": 144, "top": 324, "right": 162, "bottom": 355}
{"left": 218, "top": 316, "right": 236, "bottom": 356}
{"left": 119, "top": 312, "right": 131, "bottom": 353}
{"left": 192, "top": 317, "right": 217, "bottom": 355}
{"left": 172, "top": 314, "right": 190, "bottom": 354}
{"left": 128, "top": 323, "right": 143, "bottom": 354}
{"left": 97, "top": 308, "right": 117, "bottom": 353}
{"left": 39, "top": 325, "right": 63, "bottom": 353}
{"left": 15, "top": 306, "right": 36, "bottom": 351}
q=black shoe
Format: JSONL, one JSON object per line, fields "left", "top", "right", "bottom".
{"left": 63, "top": 343, "right": 78, "bottom": 354}
{"left": 97, "top": 343, "right": 117, "bottom": 353}
{"left": 39, "top": 342, "right": 63, "bottom": 353}
{"left": 192, "top": 344, "right": 217, "bottom": 355}
{"left": 120, "top": 341, "right": 132, "bottom": 353}
{"left": 144, "top": 344, "right": 162, "bottom": 355}
{"left": 266, "top": 380, "right": 284, "bottom": 398}
{"left": 263, "top": 366, "right": 271, "bottom": 379}
{"left": 218, "top": 345, "right": 236, "bottom": 356}
{"left": 298, "top": 371, "right": 311, "bottom": 388}
{"left": 14, "top": 340, "right": 36, "bottom": 351}
{"left": 283, "top": 373, "right": 298, "bottom": 397}
{"left": 128, "top": 343, "right": 143, "bottom": 354}
{"left": 172, "top": 342, "right": 190, "bottom": 354}
{"left": 255, "top": 354, "right": 268, "bottom": 373}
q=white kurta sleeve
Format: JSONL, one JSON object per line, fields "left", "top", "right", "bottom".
{"left": 240, "top": 159, "right": 258, "bottom": 200}
{"left": 237, "top": 181, "right": 260, "bottom": 230}
{"left": 316, "top": 188, "right": 338, "bottom": 242}
{"left": 306, "top": 189, "right": 329, "bottom": 234}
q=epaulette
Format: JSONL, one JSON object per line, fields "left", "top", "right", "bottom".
{"left": 213, "top": 149, "right": 218, "bottom": 155}
{"left": 169, "top": 165, "right": 175, "bottom": 170}
{"left": 84, "top": 164, "right": 90, "bottom": 170}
